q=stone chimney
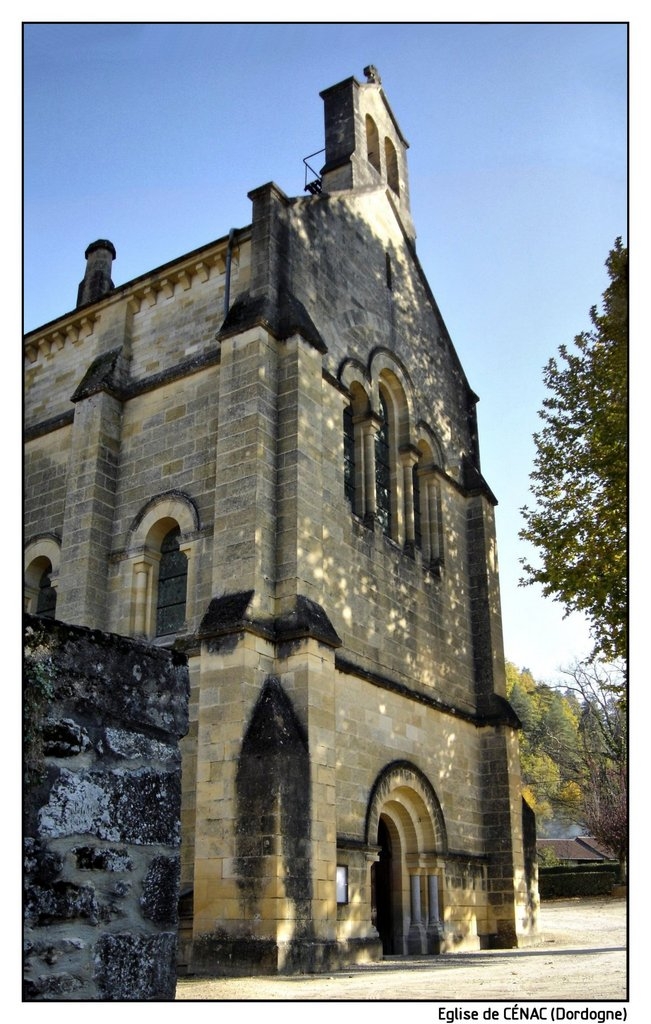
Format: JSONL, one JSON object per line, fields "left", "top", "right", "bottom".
{"left": 76, "top": 239, "right": 116, "bottom": 308}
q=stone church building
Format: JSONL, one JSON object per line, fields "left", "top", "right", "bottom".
{"left": 24, "top": 69, "right": 537, "bottom": 975}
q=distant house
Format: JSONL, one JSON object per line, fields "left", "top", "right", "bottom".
{"left": 537, "top": 836, "right": 616, "bottom": 865}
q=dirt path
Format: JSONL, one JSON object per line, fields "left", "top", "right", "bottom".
{"left": 176, "top": 896, "right": 627, "bottom": 1002}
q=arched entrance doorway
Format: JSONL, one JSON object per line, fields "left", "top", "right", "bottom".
{"left": 372, "top": 816, "right": 394, "bottom": 953}
{"left": 366, "top": 762, "right": 447, "bottom": 956}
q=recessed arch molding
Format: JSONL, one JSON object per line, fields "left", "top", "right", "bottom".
{"left": 364, "top": 759, "right": 448, "bottom": 853}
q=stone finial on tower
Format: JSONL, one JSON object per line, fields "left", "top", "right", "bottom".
{"left": 363, "top": 65, "right": 381, "bottom": 84}
{"left": 76, "top": 239, "right": 116, "bottom": 308}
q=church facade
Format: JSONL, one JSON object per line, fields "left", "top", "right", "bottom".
{"left": 24, "top": 70, "right": 538, "bottom": 975}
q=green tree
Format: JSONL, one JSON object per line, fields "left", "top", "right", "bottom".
{"left": 506, "top": 662, "right": 582, "bottom": 833}
{"left": 519, "top": 239, "right": 628, "bottom": 666}
{"left": 537, "top": 845, "right": 560, "bottom": 868}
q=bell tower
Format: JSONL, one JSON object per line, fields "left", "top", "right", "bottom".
{"left": 319, "top": 66, "right": 416, "bottom": 242}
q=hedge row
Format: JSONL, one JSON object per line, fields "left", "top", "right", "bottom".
{"left": 539, "top": 869, "right": 617, "bottom": 898}
{"left": 541, "top": 862, "right": 617, "bottom": 875}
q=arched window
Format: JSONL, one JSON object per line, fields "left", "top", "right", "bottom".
{"left": 376, "top": 392, "right": 392, "bottom": 536}
{"left": 385, "top": 137, "right": 400, "bottom": 195}
{"left": 155, "top": 524, "right": 188, "bottom": 637}
{"left": 366, "top": 115, "right": 381, "bottom": 173}
{"left": 24, "top": 539, "right": 61, "bottom": 618}
{"left": 341, "top": 380, "right": 371, "bottom": 520}
{"left": 340, "top": 356, "right": 413, "bottom": 542}
{"left": 414, "top": 437, "right": 445, "bottom": 572}
{"left": 35, "top": 560, "right": 57, "bottom": 619}
{"left": 125, "top": 495, "right": 197, "bottom": 640}
{"left": 412, "top": 462, "right": 422, "bottom": 551}
{"left": 343, "top": 403, "right": 356, "bottom": 507}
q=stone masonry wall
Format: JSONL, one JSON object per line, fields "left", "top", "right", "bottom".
{"left": 23, "top": 615, "right": 189, "bottom": 1000}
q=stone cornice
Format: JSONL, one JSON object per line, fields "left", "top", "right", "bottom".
{"left": 120, "top": 349, "right": 222, "bottom": 401}
{"left": 24, "top": 228, "right": 253, "bottom": 364}
{"left": 335, "top": 835, "right": 488, "bottom": 865}
{"left": 24, "top": 313, "right": 99, "bottom": 364}
{"left": 25, "top": 349, "right": 222, "bottom": 440}
{"left": 24, "top": 410, "right": 74, "bottom": 442}
{"left": 335, "top": 654, "right": 520, "bottom": 730}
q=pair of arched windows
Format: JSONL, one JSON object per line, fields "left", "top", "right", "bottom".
{"left": 24, "top": 520, "right": 188, "bottom": 639}
{"left": 343, "top": 381, "right": 444, "bottom": 569}
{"left": 365, "top": 115, "right": 400, "bottom": 196}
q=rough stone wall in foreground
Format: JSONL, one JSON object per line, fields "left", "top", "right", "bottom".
{"left": 23, "top": 615, "right": 189, "bottom": 1000}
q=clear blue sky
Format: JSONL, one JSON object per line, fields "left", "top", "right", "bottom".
{"left": 23, "top": 22, "right": 628, "bottom": 686}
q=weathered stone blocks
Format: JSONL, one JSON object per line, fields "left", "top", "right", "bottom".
{"left": 23, "top": 615, "right": 189, "bottom": 1000}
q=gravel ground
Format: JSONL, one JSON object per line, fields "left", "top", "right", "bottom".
{"left": 176, "top": 896, "right": 627, "bottom": 1002}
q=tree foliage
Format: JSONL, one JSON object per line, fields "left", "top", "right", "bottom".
{"left": 519, "top": 239, "right": 628, "bottom": 665}
{"left": 560, "top": 660, "right": 627, "bottom": 878}
{"left": 507, "top": 659, "right": 627, "bottom": 880}
{"left": 506, "top": 662, "right": 581, "bottom": 832}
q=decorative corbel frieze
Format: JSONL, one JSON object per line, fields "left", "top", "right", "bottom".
{"left": 78, "top": 316, "right": 96, "bottom": 340}
{"left": 66, "top": 324, "right": 80, "bottom": 345}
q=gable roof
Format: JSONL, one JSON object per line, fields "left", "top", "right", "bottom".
{"left": 537, "top": 837, "right": 616, "bottom": 862}
{"left": 575, "top": 836, "right": 617, "bottom": 860}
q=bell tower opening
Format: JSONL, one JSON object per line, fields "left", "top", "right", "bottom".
{"left": 366, "top": 114, "right": 381, "bottom": 174}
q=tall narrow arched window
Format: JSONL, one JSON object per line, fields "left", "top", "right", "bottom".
{"left": 385, "top": 137, "right": 400, "bottom": 195}
{"left": 366, "top": 115, "right": 381, "bottom": 174}
{"left": 343, "top": 404, "right": 356, "bottom": 507}
{"left": 36, "top": 562, "right": 57, "bottom": 619}
{"left": 156, "top": 525, "right": 188, "bottom": 637}
{"left": 413, "top": 437, "right": 445, "bottom": 574}
{"left": 376, "top": 393, "right": 392, "bottom": 536}
{"left": 412, "top": 462, "right": 422, "bottom": 551}
{"left": 126, "top": 494, "right": 198, "bottom": 640}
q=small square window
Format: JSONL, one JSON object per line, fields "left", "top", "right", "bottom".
{"left": 336, "top": 865, "right": 348, "bottom": 904}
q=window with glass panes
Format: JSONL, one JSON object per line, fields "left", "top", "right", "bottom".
{"left": 375, "top": 393, "right": 392, "bottom": 536}
{"left": 412, "top": 461, "right": 422, "bottom": 549}
{"left": 36, "top": 564, "right": 56, "bottom": 619}
{"left": 343, "top": 404, "right": 355, "bottom": 507}
{"left": 156, "top": 526, "right": 187, "bottom": 636}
